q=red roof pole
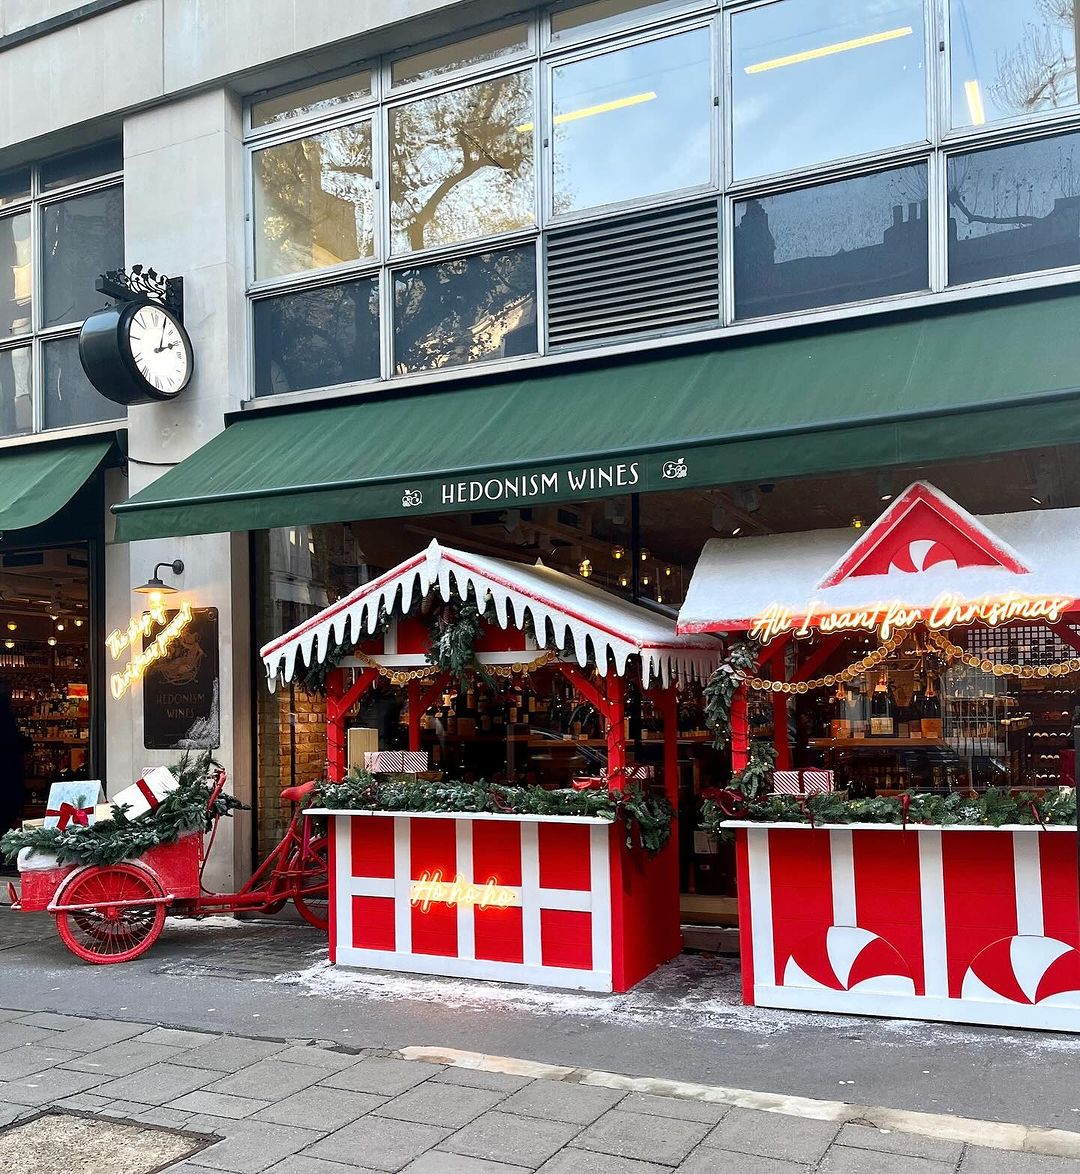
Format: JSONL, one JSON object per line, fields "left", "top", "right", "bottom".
{"left": 731, "top": 686, "right": 749, "bottom": 772}
{"left": 325, "top": 669, "right": 346, "bottom": 782}
{"left": 605, "top": 672, "right": 627, "bottom": 790}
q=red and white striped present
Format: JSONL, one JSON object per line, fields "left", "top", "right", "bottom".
{"left": 363, "top": 751, "right": 429, "bottom": 774}
{"left": 329, "top": 811, "right": 614, "bottom": 991}
{"left": 771, "top": 770, "right": 834, "bottom": 797}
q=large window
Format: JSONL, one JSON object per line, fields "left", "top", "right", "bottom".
{"left": 551, "top": 27, "right": 712, "bottom": 215}
{"left": 950, "top": 1, "right": 1079, "bottom": 129}
{"left": 245, "top": 1, "right": 1080, "bottom": 397}
{"left": 0, "top": 143, "right": 124, "bottom": 436}
{"left": 730, "top": 0, "right": 927, "bottom": 180}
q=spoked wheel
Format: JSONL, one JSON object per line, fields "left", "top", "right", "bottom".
{"left": 55, "top": 864, "right": 167, "bottom": 964}
{"left": 290, "top": 836, "right": 329, "bottom": 931}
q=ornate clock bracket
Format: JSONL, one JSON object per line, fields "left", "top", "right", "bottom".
{"left": 96, "top": 264, "right": 184, "bottom": 322}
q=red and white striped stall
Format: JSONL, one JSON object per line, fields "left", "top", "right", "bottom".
{"left": 264, "top": 540, "right": 718, "bottom": 992}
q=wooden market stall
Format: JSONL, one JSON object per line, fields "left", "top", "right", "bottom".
{"left": 261, "top": 540, "right": 719, "bottom": 992}
{"left": 678, "top": 481, "right": 1080, "bottom": 1031}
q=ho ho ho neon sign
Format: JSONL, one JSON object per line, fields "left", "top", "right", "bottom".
{"left": 409, "top": 871, "right": 519, "bottom": 912}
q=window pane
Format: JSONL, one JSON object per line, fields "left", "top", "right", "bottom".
{"left": 392, "top": 24, "right": 529, "bottom": 87}
{"left": 0, "top": 167, "right": 30, "bottom": 207}
{"left": 731, "top": 0, "right": 927, "bottom": 180}
{"left": 43, "top": 335, "right": 122, "bottom": 429}
{"left": 390, "top": 72, "right": 534, "bottom": 254}
{"left": 393, "top": 245, "right": 537, "bottom": 373}
{"left": 42, "top": 186, "right": 124, "bottom": 327}
{"left": 734, "top": 165, "right": 929, "bottom": 319}
{"left": 253, "top": 121, "right": 374, "bottom": 280}
{"left": 0, "top": 212, "right": 32, "bottom": 336}
{"left": 0, "top": 346, "right": 32, "bottom": 435}
{"left": 251, "top": 70, "right": 372, "bottom": 128}
{"left": 253, "top": 277, "right": 380, "bottom": 396}
{"left": 551, "top": 0, "right": 690, "bottom": 37}
{"left": 40, "top": 141, "right": 123, "bottom": 190}
{"left": 950, "top": 0, "right": 1079, "bottom": 128}
{"left": 947, "top": 132, "right": 1080, "bottom": 285}
{"left": 552, "top": 28, "right": 712, "bottom": 216}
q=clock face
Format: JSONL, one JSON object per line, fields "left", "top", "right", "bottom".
{"left": 126, "top": 303, "right": 191, "bottom": 397}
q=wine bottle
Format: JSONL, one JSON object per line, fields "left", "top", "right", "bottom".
{"left": 921, "top": 676, "right": 942, "bottom": 739}
{"left": 870, "top": 673, "right": 895, "bottom": 736}
{"left": 831, "top": 682, "right": 850, "bottom": 738}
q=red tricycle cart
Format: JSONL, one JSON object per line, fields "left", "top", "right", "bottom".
{"left": 8, "top": 770, "right": 328, "bottom": 965}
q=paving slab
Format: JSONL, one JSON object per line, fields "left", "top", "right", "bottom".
{"left": 538, "top": 1150, "right": 671, "bottom": 1173}
{"left": 183, "top": 1120, "right": 323, "bottom": 1174}
{"left": 679, "top": 1151, "right": 810, "bottom": 1174}
{"left": 304, "top": 1114, "right": 453, "bottom": 1172}
{"left": 499, "top": 1080, "right": 625, "bottom": 1126}
{"left": 93, "top": 1062, "right": 223, "bottom": 1105}
{"left": 130, "top": 1027, "right": 218, "bottom": 1049}
{"left": 818, "top": 1146, "right": 956, "bottom": 1174}
{"left": 269, "top": 1046, "right": 364, "bottom": 1072}
{"left": 173, "top": 1036, "right": 290, "bottom": 1073}
{"left": 261, "top": 1157, "right": 378, "bottom": 1174}
{"left": 430, "top": 1068, "right": 532, "bottom": 1094}
{"left": 960, "top": 1149, "right": 1080, "bottom": 1173}
{"left": 16, "top": 1013, "right": 94, "bottom": 1031}
{"left": 404, "top": 1153, "right": 531, "bottom": 1173}
{"left": 702, "top": 1107, "right": 840, "bottom": 1164}
{"left": 205, "top": 1058, "right": 325, "bottom": 1100}
{"left": 253, "top": 1085, "right": 384, "bottom": 1130}
{"left": 64, "top": 1039, "right": 184, "bottom": 1076}
{"left": 44, "top": 1020, "right": 148, "bottom": 1053}
{"left": 131, "top": 1105, "right": 199, "bottom": 1129}
{"left": 439, "top": 1111, "right": 583, "bottom": 1168}
{"left": 574, "top": 1108, "right": 709, "bottom": 1166}
{"left": 617, "top": 1091, "right": 728, "bottom": 1125}
{"left": 374, "top": 1081, "right": 507, "bottom": 1128}
{"left": 1, "top": 1067, "right": 108, "bottom": 1106}
{"left": 0, "top": 1044, "right": 80, "bottom": 1079}
{"left": 319, "top": 1057, "right": 442, "bottom": 1097}
{"left": 835, "top": 1123, "right": 965, "bottom": 1164}
{"left": 168, "top": 1089, "right": 274, "bottom": 1119}
{"left": 0, "top": 1023, "right": 57, "bottom": 1050}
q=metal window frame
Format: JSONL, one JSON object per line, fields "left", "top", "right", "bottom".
{"left": 544, "top": 0, "right": 717, "bottom": 50}
{"left": 244, "top": 63, "right": 379, "bottom": 142}
{"left": 386, "top": 14, "right": 537, "bottom": 97}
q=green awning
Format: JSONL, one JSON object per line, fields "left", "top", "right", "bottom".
{"left": 114, "top": 289, "right": 1080, "bottom": 541}
{"left": 0, "top": 439, "right": 113, "bottom": 533}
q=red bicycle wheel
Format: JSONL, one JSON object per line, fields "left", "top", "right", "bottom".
{"left": 291, "top": 836, "right": 329, "bottom": 931}
{"left": 55, "top": 864, "right": 167, "bottom": 964}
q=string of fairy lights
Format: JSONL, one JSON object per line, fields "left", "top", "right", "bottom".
{"left": 353, "top": 648, "right": 559, "bottom": 686}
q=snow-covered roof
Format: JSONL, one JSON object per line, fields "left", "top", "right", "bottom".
{"left": 262, "top": 539, "right": 719, "bottom": 688}
{"left": 678, "top": 487, "right": 1080, "bottom": 635}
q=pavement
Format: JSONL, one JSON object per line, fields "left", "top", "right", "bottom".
{"left": 2, "top": 908, "right": 1080, "bottom": 1171}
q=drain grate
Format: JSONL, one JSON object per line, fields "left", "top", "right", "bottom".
{"left": 0, "top": 1111, "right": 211, "bottom": 1174}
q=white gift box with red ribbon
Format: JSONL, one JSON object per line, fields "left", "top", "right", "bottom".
{"left": 112, "top": 767, "right": 179, "bottom": 821}
{"left": 772, "top": 770, "right": 834, "bottom": 797}
{"left": 363, "top": 751, "right": 429, "bottom": 774}
{"left": 43, "top": 781, "right": 105, "bottom": 829}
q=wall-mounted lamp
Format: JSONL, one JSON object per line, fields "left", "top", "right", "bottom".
{"left": 134, "top": 559, "right": 185, "bottom": 597}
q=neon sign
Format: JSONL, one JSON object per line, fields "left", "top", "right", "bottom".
{"left": 749, "top": 591, "right": 1073, "bottom": 644}
{"left": 108, "top": 599, "right": 194, "bottom": 699}
{"left": 409, "top": 871, "right": 518, "bottom": 912}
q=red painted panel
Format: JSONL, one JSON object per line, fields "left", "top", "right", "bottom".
{"left": 411, "top": 900, "right": 458, "bottom": 957}
{"left": 475, "top": 624, "right": 528, "bottom": 653}
{"left": 352, "top": 896, "right": 395, "bottom": 952}
{"left": 351, "top": 815, "right": 395, "bottom": 879}
{"left": 474, "top": 905, "right": 525, "bottom": 964}
{"left": 1039, "top": 832, "right": 1080, "bottom": 948}
{"left": 853, "top": 830, "right": 925, "bottom": 995}
{"left": 768, "top": 828, "right": 834, "bottom": 986}
{"left": 410, "top": 817, "right": 457, "bottom": 881}
{"left": 473, "top": 820, "right": 522, "bottom": 887}
{"left": 395, "top": 615, "right": 431, "bottom": 654}
{"left": 538, "top": 822, "right": 592, "bottom": 891}
{"left": 941, "top": 831, "right": 1018, "bottom": 998}
{"left": 734, "top": 830, "right": 755, "bottom": 1004}
{"left": 541, "top": 909, "right": 592, "bottom": 970}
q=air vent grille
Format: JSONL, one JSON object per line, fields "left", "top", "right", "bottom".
{"left": 546, "top": 201, "right": 720, "bottom": 348}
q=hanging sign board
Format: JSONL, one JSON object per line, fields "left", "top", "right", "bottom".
{"left": 142, "top": 607, "right": 220, "bottom": 750}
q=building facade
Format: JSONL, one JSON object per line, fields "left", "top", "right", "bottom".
{"left": 4, "top": 0, "right": 1080, "bottom": 892}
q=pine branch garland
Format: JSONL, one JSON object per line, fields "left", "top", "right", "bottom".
{"left": 703, "top": 641, "right": 758, "bottom": 748}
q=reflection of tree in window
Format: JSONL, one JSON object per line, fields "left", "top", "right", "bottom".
{"left": 393, "top": 246, "right": 537, "bottom": 373}
{"left": 989, "top": 0, "right": 1078, "bottom": 116}
{"left": 0, "top": 212, "right": 31, "bottom": 336}
{"left": 254, "top": 122, "right": 374, "bottom": 279}
{"left": 254, "top": 278, "right": 379, "bottom": 396}
{"left": 42, "top": 187, "right": 124, "bottom": 327}
{"left": 390, "top": 72, "right": 534, "bottom": 254}
{"left": 948, "top": 134, "right": 1080, "bottom": 283}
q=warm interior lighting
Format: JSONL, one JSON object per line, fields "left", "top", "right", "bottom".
{"left": 744, "top": 26, "right": 913, "bottom": 74}
{"left": 641, "top": 573, "right": 651, "bottom": 586}
{"left": 579, "top": 558, "right": 593, "bottom": 579}
{"left": 47, "top": 637, "right": 57, "bottom": 647}
{"left": 3, "top": 640, "right": 13, "bottom": 650}
{"left": 851, "top": 515, "right": 866, "bottom": 530}
{"left": 612, "top": 545, "right": 625, "bottom": 560}
{"left": 664, "top": 566, "right": 673, "bottom": 577}
{"left": 640, "top": 548, "right": 650, "bottom": 562}
{"left": 618, "top": 575, "right": 630, "bottom": 588}
{"left": 516, "top": 90, "right": 657, "bottom": 133}
{"left": 5, "top": 622, "right": 14, "bottom": 632}
{"left": 964, "top": 79, "right": 987, "bottom": 126}
{"left": 732, "top": 527, "right": 743, "bottom": 536}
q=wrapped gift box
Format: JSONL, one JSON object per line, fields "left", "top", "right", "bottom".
{"left": 771, "top": 769, "right": 835, "bottom": 797}
{"left": 112, "top": 767, "right": 179, "bottom": 821}
{"left": 363, "top": 751, "right": 429, "bottom": 774}
{"left": 43, "top": 781, "right": 105, "bottom": 829}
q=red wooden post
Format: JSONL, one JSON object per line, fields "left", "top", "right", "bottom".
{"left": 731, "top": 686, "right": 749, "bottom": 772}
{"left": 407, "top": 679, "right": 422, "bottom": 752}
{"left": 605, "top": 673, "right": 627, "bottom": 790}
{"left": 772, "top": 694, "right": 791, "bottom": 769}
{"left": 326, "top": 669, "right": 346, "bottom": 782}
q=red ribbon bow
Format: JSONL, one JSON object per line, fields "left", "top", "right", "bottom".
{"left": 572, "top": 777, "right": 604, "bottom": 791}
{"left": 134, "top": 777, "right": 163, "bottom": 812}
{"left": 715, "top": 789, "right": 748, "bottom": 819}
{"left": 46, "top": 802, "right": 92, "bottom": 830}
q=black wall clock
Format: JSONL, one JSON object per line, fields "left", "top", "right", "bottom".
{"left": 78, "top": 266, "right": 193, "bottom": 406}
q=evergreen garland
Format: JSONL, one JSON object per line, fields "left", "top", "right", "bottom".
{"left": 425, "top": 595, "right": 496, "bottom": 687}
{"left": 315, "top": 770, "right": 674, "bottom": 854}
{"left": 0, "top": 753, "right": 244, "bottom": 868}
{"left": 294, "top": 634, "right": 353, "bottom": 695}
{"left": 703, "top": 641, "right": 758, "bottom": 748}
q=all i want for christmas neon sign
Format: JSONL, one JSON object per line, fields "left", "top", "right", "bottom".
{"left": 410, "top": 871, "right": 519, "bottom": 912}
{"left": 107, "top": 599, "right": 194, "bottom": 699}
{"left": 750, "top": 591, "right": 1073, "bottom": 644}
